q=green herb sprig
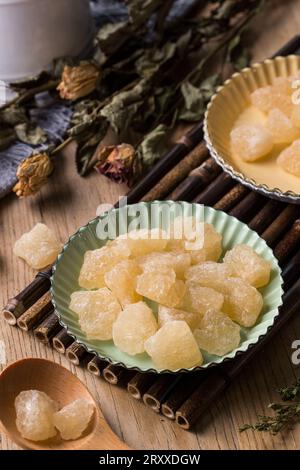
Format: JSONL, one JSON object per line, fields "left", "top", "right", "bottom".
{"left": 240, "top": 379, "right": 300, "bottom": 435}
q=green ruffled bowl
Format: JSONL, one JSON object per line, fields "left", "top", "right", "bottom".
{"left": 51, "top": 201, "right": 283, "bottom": 374}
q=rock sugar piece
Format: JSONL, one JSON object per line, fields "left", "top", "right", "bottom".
{"left": 221, "top": 278, "right": 263, "bottom": 327}
{"left": 135, "top": 270, "right": 186, "bottom": 308}
{"left": 137, "top": 251, "right": 191, "bottom": 279}
{"left": 273, "top": 77, "right": 293, "bottom": 95}
{"left": 250, "top": 85, "right": 293, "bottom": 116}
{"left": 224, "top": 244, "right": 271, "bottom": 288}
{"left": 15, "top": 390, "right": 58, "bottom": 441}
{"left": 167, "top": 218, "right": 222, "bottom": 264}
{"left": 78, "top": 243, "right": 130, "bottom": 289}
{"left": 277, "top": 139, "right": 300, "bottom": 176}
{"left": 144, "top": 321, "right": 203, "bottom": 370}
{"left": 180, "top": 282, "right": 224, "bottom": 315}
{"left": 114, "top": 229, "right": 168, "bottom": 257}
{"left": 113, "top": 301, "right": 158, "bottom": 355}
{"left": 230, "top": 124, "right": 274, "bottom": 162}
{"left": 53, "top": 398, "right": 94, "bottom": 440}
{"left": 13, "top": 223, "right": 61, "bottom": 270}
{"left": 158, "top": 305, "right": 201, "bottom": 331}
{"left": 104, "top": 259, "right": 142, "bottom": 307}
{"left": 266, "top": 108, "right": 299, "bottom": 144}
{"left": 193, "top": 310, "right": 240, "bottom": 356}
{"left": 187, "top": 223, "right": 222, "bottom": 265}
{"left": 69, "top": 288, "right": 121, "bottom": 340}
{"left": 185, "top": 261, "right": 232, "bottom": 287}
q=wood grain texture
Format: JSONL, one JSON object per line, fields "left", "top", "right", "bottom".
{"left": 1, "top": 1, "right": 300, "bottom": 450}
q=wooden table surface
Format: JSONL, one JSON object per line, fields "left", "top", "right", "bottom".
{"left": 1, "top": 0, "right": 300, "bottom": 451}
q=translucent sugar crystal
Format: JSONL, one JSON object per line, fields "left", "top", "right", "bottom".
{"left": 167, "top": 218, "right": 222, "bottom": 264}
{"left": 144, "top": 320, "right": 203, "bottom": 370}
{"left": 113, "top": 301, "right": 158, "bottom": 355}
{"left": 221, "top": 278, "right": 263, "bottom": 327}
{"left": 158, "top": 304, "right": 201, "bottom": 331}
{"left": 291, "top": 105, "right": 300, "bottom": 128}
{"left": 137, "top": 251, "right": 191, "bottom": 279}
{"left": 13, "top": 223, "right": 61, "bottom": 270}
{"left": 15, "top": 390, "right": 58, "bottom": 441}
{"left": 224, "top": 244, "right": 271, "bottom": 288}
{"left": 104, "top": 259, "right": 142, "bottom": 307}
{"left": 135, "top": 270, "right": 186, "bottom": 308}
{"left": 188, "top": 223, "right": 222, "bottom": 265}
{"left": 180, "top": 282, "right": 224, "bottom": 315}
{"left": 250, "top": 86, "right": 293, "bottom": 115}
{"left": 230, "top": 125, "right": 274, "bottom": 162}
{"left": 185, "top": 261, "right": 232, "bottom": 287}
{"left": 193, "top": 310, "right": 240, "bottom": 356}
{"left": 69, "top": 288, "right": 121, "bottom": 340}
{"left": 277, "top": 139, "right": 300, "bottom": 176}
{"left": 273, "top": 77, "right": 293, "bottom": 95}
{"left": 53, "top": 398, "right": 94, "bottom": 440}
{"left": 114, "top": 229, "right": 168, "bottom": 257}
{"left": 78, "top": 243, "right": 130, "bottom": 289}
{"left": 266, "top": 108, "right": 299, "bottom": 144}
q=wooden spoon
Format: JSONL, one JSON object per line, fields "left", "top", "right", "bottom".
{"left": 0, "top": 358, "right": 130, "bottom": 450}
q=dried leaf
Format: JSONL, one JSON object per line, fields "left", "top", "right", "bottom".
{"left": 179, "top": 75, "right": 219, "bottom": 121}
{"left": 136, "top": 124, "right": 169, "bottom": 174}
{"left": 135, "top": 42, "right": 176, "bottom": 78}
{"left": 95, "top": 21, "right": 132, "bottom": 56}
{"left": 69, "top": 100, "right": 101, "bottom": 136}
{"left": 125, "top": 0, "right": 163, "bottom": 25}
{"left": 135, "top": 30, "right": 191, "bottom": 78}
{"left": 75, "top": 118, "right": 109, "bottom": 175}
{"left": 226, "top": 34, "right": 250, "bottom": 70}
{"left": 15, "top": 123, "right": 48, "bottom": 146}
{"left": 100, "top": 79, "right": 151, "bottom": 134}
{"left": 0, "top": 127, "right": 16, "bottom": 150}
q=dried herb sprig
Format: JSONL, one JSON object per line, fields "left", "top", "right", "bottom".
{"left": 240, "top": 379, "right": 300, "bottom": 435}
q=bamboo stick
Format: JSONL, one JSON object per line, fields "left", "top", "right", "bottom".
{"left": 229, "top": 191, "right": 265, "bottom": 222}
{"left": 161, "top": 372, "right": 208, "bottom": 420}
{"left": 34, "top": 312, "right": 61, "bottom": 344}
{"left": 248, "top": 200, "right": 284, "bottom": 234}
{"left": 168, "top": 158, "right": 222, "bottom": 201}
{"left": 142, "top": 142, "right": 209, "bottom": 202}
{"left": 66, "top": 342, "right": 92, "bottom": 366}
{"left": 261, "top": 205, "right": 300, "bottom": 247}
{"left": 17, "top": 291, "right": 53, "bottom": 331}
{"left": 127, "top": 373, "right": 157, "bottom": 400}
{"left": 2, "top": 269, "right": 52, "bottom": 325}
{"left": 52, "top": 328, "right": 74, "bottom": 354}
{"left": 143, "top": 375, "right": 181, "bottom": 413}
{"left": 213, "top": 184, "right": 249, "bottom": 212}
{"left": 274, "top": 218, "right": 300, "bottom": 264}
{"left": 282, "top": 247, "right": 300, "bottom": 291}
{"left": 87, "top": 356, "right": 108, "bottom": 377}
{"left": 193, "top": 172, "right": 235, "bottom": 206}
{"left": 102, "top": 364, "right": 136, "bottom": 386}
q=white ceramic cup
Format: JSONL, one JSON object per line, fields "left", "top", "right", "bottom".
{"left": 0, "top": 0, "right": 93, "bottom": 81}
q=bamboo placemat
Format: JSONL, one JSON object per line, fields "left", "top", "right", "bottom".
{"left": 2, "top": 36, "right": 300, "bottom": 431}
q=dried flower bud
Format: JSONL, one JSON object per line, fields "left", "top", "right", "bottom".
{"left": 57, "top": 64, "right": 100, "bottom": 101}
{"left": 13, "top": 153, "right": 54, "bottom": 197}
{"left": 94, "top": 144, "right": 135, "bottom": 184}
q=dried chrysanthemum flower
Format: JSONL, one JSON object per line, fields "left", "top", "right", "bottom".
{"left": 94, "top": 144, "right": 136, "bottom": 184}
{"left": 13, "top": 153, "right": 54, "bottom": 197}
{"left": 57, "top": 64, "right": 100, "bottom": 101}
